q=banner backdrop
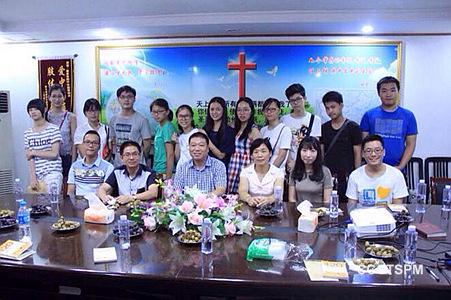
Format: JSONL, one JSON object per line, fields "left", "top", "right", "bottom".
{"left": 96, "top": 42, "right": 400, "bottom": 130}
{"left": 38, "top": 58, "right": 75, "bottom": 112}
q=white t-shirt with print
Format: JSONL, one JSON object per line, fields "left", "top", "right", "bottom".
{"left": 346, "top": 164, "right": 408, "bottom": 205}
{"left": 176, "top": 128, "right": 198, "bottom": 172}
{"left": 281, "top": 112, "right": 322, "bottom": 160}
{"left": 260, "top": 123, "right": 292, "bottom": 170}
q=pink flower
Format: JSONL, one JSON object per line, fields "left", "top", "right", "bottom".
{"left": 194, "top": 195, "right": 214, "bottom": 212}
{"left": 213, "top": 195, "right": 225, "bottom": 208}
{"left": 187, "top": 211, "right": 203, "bottom": 225}
{"left": 179, "top": 201, "right": 194, "bottom": 214}
{"left": 224, "top": 221, "right": 236, "bottom": 236}
{"left": 143, "top": 216, "right": 156, "bottom": 231}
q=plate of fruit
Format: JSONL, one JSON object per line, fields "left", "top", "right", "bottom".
{"left": 177, "top": 229, "right": 201, "bottom": 244}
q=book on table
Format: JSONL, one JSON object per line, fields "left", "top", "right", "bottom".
{"left": 0, "top": 240, "right": 34, "bottom": 260}
{"left": 415, "top": 221, "right": 447, "bottom": 240}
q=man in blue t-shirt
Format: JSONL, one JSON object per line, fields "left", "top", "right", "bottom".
{"left": 360, "top": 76, "right": 418, "bottom": 170}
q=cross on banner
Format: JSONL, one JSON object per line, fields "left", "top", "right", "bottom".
{"left": 227, "top": 52, "right": 256, "bottom": 98}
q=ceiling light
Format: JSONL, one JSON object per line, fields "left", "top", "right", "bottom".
{"left": 361, "top": 25, "right": 374, "bottom": 34}
{"left": 95, "top": 28, "right": 121, "bottom": 39}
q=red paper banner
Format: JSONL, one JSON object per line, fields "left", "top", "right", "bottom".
{"left": 38, "top": 58, "right": 74, "bottom": 112}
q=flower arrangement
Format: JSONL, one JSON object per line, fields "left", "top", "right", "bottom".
{"left": 141, "top": 180, "right": 253, "bottom": 239}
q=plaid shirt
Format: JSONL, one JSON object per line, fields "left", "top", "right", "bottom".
{"left": 174, "top": 156, "right": 226, "bottom": 193}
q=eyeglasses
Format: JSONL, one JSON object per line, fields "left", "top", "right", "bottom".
{"left": 119, "top": 94, "right": 135, "bottom": 100}
{"left": 83, "top": 140, "right": 100, "bottom": 146}
{"left": 237, "top": 108, "right": 251, "bottom": 113}
{"left": 122, "top": 152, "right": 140, "bottom": 158}
{"left": 363, "top": 147, "right": 383, "bottom": 155}
{"left": 289, "top": 96, "right": 303, "bottom": 103}
{"left": 151, "top": 109, "right": 167, "bottom": 115}
{"left": 264, "top": 107, "right": 278, "bottom": 113}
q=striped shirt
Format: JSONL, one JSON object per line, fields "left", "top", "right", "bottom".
{"left": 105, "top": 164, "right": 156, "bottom": 197}
{"left": 173, "top": 156, "right": 226, "bottom": 194}
{"left": 24, "top": 124, "right": 62, "bottom": 179}
{"left": 67, "top": 156, "right": 114, "bottom": 196}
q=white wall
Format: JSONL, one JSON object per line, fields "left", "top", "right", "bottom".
{"left": 0, "top": 35, "right": 450, "bottom": 184}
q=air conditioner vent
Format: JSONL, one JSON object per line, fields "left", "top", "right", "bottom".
{"left": 0, "top": 169, "right": 13, "bottom": 195}
{"left": 0, "top": 92, "right": 8, "bottom": 113}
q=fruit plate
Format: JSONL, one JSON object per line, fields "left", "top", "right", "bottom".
{"left": 0, "top": 209, "right": 14, "bottom": 219}
{"left": 177, "top": 230, "right": 201, "bottom": 244}
{"left": 177, "top": 235, "right": 201, "bottom": 245}
{"left": 51, "top": 220, "right": 80, "bottom": 232}
{"left": 30, "top": 205, "right": 51, "bottom": 216}
{"left": 363, "top": 242, "right": 400, "bottom": 259}
{"left": 255, "top": 205, "right": 282, "bottom": 218}
{"left": 0, "top": 218, "right": 17, "bottom": 229}
{"left": 112, "top": 225, "right": 144, "bottom": 238}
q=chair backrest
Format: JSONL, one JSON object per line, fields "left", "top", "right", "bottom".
{"left": 405, "top": 157, "right": 424, "bottom": 191}
{"left": 430, "top": 177, "right": 451, "bottom": 205}
{"left": 425, "top": 157, "right": 451, "bottom": 181}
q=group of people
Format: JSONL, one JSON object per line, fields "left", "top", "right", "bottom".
{"left": 24, "top": 75, "right": 417, "bottom": 208}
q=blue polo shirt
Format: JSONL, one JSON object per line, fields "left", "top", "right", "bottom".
{"left": 68, "top": 156, "right": 114, "bottom": 196}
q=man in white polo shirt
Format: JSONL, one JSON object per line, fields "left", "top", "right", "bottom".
{"left": 97, "top": 140, "right": 158, "bottom": 204}
{"left": 67, "top": 130, "right": 114, "bottom": 196}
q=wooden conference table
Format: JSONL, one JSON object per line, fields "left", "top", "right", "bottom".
{"left": 0, "top": 194, "right": 450, "bottom": 299}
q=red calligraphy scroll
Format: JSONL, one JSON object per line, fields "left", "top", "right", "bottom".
{"left": 38, "top": 58, "right": 74, "bottom": 112}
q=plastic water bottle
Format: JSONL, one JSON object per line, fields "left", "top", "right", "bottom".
{"left": 17, "top": 199, "right": 31, "bottom": 244}
{"left": 442, "top": 185, "right": 451, "bottom": 212}
{"left": 329, "top": 190, "right": 339, "bottom": 219}
{"left": 415, "top": 179, "right": 427, "bottom": 213}
{"left": 344, "top": 224, "right": 357, "bottom": 260}
{"left": 118, "top": 215, "right": 130, "bottom": 250}
{"left": 404, "top": 225, "right": 418, "bottom": 264}
{"left": 201, "top": 218, "right": 213, "bottom": 254}
{"left": 49, "top": 181, "right": 59, "bottom": 204}
{"left": 14, "top": 178, "right": 23, "bottom": 202}
{"left": 273, "top": 185, "right": 283, "bottom": 214}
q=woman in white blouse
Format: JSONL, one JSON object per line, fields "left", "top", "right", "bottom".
{"left": 238, "top": 138, "right": 285, "bottom": 207}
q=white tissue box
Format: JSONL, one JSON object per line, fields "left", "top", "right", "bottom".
{"left": 84, "top": 206, "right": 115, "bottom": 224}
{"left": 297, "top": 212, "right": 318, "bottom": 233}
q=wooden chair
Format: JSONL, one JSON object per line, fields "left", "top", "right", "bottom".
{"left": 429, "top": 177, "right": 451, "bottom": 205}
{"left": 425, "top": 157, "right": 451, "bottom": 201}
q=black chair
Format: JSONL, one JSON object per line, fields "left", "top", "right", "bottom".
{"left": 405, "top": 157, "right": 424, "bottom": 191}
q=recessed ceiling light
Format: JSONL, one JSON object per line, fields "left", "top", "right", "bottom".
{"left": 361, "top": 25, "right": 374, "bottom": 34}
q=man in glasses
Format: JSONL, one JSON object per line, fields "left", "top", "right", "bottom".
{"left": 346, "top": 134, "right": 408, "bottom": 207}
{"left": 97, "top": 140, "right": 158, "bottom": 204}
{"left": 109, "top": 85, "right": 151, "bottom": 167}
{"left": 360, "top": 76, "right": 417, "bottom": 170}
{"left": 282, "top": 83, "right": 322, "bottom": 172}
{"left": 67, "top": 130, "right": 114, "bottom": 196}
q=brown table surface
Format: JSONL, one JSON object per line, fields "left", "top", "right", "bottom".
{"left": 0, "top": 194, "right": 450, "bottom": 299}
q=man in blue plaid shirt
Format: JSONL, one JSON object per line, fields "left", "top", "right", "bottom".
{"left": 173, "top": 132, "right": 226, "bottom": 195}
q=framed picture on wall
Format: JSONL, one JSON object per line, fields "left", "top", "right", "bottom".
{"left": 96, "top": 41, "right": 401, "bottom": 129}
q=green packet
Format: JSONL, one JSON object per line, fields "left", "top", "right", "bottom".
{"left": 246, "top": 238, "right": 290, "bottom": 261}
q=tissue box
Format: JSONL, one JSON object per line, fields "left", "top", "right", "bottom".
{"left": 297, "top": 212, "right": 318, "bottom": 233}
{"left": 84, "top": 206, "right": 115, "bottom": 224}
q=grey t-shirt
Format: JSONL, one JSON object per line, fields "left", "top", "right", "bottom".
{"left": 109, "top": 112, "right": 151, "bottom": 167}
{"left": 289, "top": 166, "right": 333, "bottom": 204}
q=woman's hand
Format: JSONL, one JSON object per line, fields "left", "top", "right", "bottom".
{"left": 171, "top": 132, "right": 179, "bottom": 144}
{"left": 25, "top": 149, "right": 35, "bottom": 160}
{"left": 30, "top": 179, "right": 39, "bottom": 191}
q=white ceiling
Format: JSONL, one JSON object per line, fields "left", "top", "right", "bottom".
{"left": 1, "top": 0, "right": 451, "bottom": 42}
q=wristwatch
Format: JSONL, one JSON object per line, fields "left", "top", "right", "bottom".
{"left": 132, "top": 194, "right": 138, "bottom": 201}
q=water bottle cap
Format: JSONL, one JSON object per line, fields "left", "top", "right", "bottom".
{"left": 347, "top": 224, "right": 355, "bottom": 231}
{"left": 446, "top": 185, "right": 451, "bottom": 189}
{"left": 332, "top": 190, "right": 338, "bottom": 195}
{"left": 120, "top": 215, "right": 127, "bottom": 221}
{"left": 15, "top": 178, "right": 20, "bottom": 182}
{"left": 19, "top": 199, "right": 26, "bottom": 206}
{"left": 419, "top": 179, "right": 425, "bottom": 183}
{"left": 408, "top": 225, "right": 416, "bottom": 232}
{"left": 203, "top": 218, "right": 211, "bottom": 224}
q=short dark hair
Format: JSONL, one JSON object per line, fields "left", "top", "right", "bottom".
{"left": 176, "top": 105, "right": 195, "bottom": 132}
{"left": 188, "top": 131, "right": 209, "bottom": 145}
{"left": 322, "top": 91, "right": 343, "bottom": 105}
{"left": 250, "top": 138, "right": 273, "bottom": 155}
{"left": 116, "top": 85, "right": 136, "bottom": 98}
{"left": 27, "top": 98, "right": 46, "bottom": 117}
{"left": 83, "top": 98, "right": 101, "bottom": 115}
{"left": 150, "top": 98, "right": 173, "bottom": 121}
{"left": 119, "top": 140, "right": 141, "bottom": 155}
{"left": 362, "top": 134, "right": 384, "bottom": 149}
{"left": 262, "top": 97, "right": 281, "bottom": 111}
{"left": 83, "top": 130, "right": 101, "bottom": 143}
{"left": 48, "top": 84, "right": 66, "bottom": 97}
{"left": 377, "top": 76, "right": 400, "bottom": 95}
{"left": 285, "top": 83, "right": 306, "bottom": 99}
